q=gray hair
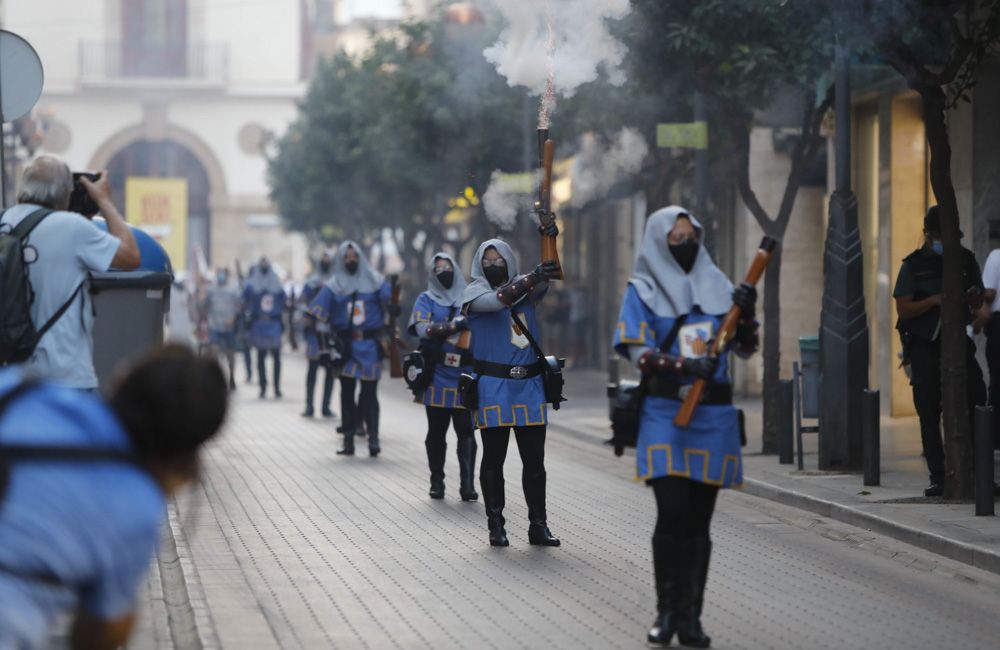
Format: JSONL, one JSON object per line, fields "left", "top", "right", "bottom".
{"left": 17, "top": 155, "right": 73, "bottom": 210}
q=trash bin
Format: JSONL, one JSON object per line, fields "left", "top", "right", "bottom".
{"left": 90, "top": 271, "right": 173, "bottom": 393}
{"left": 798, "top": 335, "right": 820, "bottom": 418}
{"left": 92, "top": 220, "right": 173, "bottom": 273}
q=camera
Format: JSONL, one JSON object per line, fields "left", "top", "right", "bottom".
{"left": 68, "top": 172, "right": 101, "bottom": 217}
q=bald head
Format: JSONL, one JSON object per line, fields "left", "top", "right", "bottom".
{"left": 18, "top": 155, "right": 73, "bottom": 210}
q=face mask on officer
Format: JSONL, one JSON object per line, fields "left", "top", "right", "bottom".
{"left": 216, "top": 272, "right": 228, "bottom": 285}
{"left": 319, "top": 258, "right": 332, "bottom": 274}
{"left": 482, "top": 253, "right": 509, "bottom": 288}
{"left": 343, "top": 249, "right": 360, "bottom": 275}
{"left": 259, "top": 260, "right": 270, "bottom": 274}
{"left": 437, "top": 269, "right": 455, "bottom": 289}
{"left": 669, "top": 239, "right": 699, "bottom": 273}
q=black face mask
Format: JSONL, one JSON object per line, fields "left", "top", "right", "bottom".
{"left": 669, "top": 240, "right": 699, "bottom": 273}
{"left": 484, "top": 266, "right": 509, "bottom": 288}
{"left": 319, "top": 261, "right": 332, "bottom": 274}
{"left": 437, "top": 270, "right": 455, "bottom": 289}
{"left": 344, "top": 261, "right": 359, "bottom": 275}
{"left": 259, "top": 263, "right": 270, "bottom": 274}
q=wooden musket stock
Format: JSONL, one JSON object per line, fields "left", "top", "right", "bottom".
{"left": 673, "top": 236, "right": 778, "bottom": 428}
{"left": 537, "top": 137, "right": 564, "bottom": 280}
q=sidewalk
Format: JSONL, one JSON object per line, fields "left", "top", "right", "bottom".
{"left": 555, "top": 369, "right": 1000, "bottom": 574}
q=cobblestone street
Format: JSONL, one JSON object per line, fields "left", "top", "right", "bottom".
{"left": 130, "top": 356, "right": 1000, "bottom": 650}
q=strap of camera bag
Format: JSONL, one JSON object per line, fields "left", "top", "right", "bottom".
{"left": 509, "top": 310, "right": 549, "bottom": 366}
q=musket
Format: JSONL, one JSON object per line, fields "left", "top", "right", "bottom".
{"left": 674, "top": 236, "right": 778, "bottom": 428}
{"left": 535, "top": 128, "right": 564, "bottom": 280}
{"left": 388, "top": 274, "right": 405, "bottom": 378}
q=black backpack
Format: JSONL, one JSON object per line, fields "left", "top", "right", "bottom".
{"left": 0, "top": 208, "right": 86, "bottom": 366}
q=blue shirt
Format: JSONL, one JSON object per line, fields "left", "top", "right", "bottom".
{"left": 243, "top": 285, "right": 287, "bottom": 350}
{"left": 0, "top": 370, "right": 165, "bottom": 648}
{"left": 409, "top": 292, "right": 470, "bottom": 410}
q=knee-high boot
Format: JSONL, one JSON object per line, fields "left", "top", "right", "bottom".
{"left": 426, "top": 437, "right": 447, "bottom": 499}
{"left": 523, "top": 471, "right": 560, "bottom": 547}
{"left": 457, "top": 437, "right": 479, "bottom": 502}
{"left": 479, "top": 466, "right": 508, "bottom": 547}
{"left": 675, "top": 537, "right": 712, "bottom": 648}
{"left": 647, "top": 534, "right": 681, "bottom": 646}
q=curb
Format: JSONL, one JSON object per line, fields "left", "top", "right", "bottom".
{"left": 742, "top": 476, "right": 1000, "bottom": 576}
{"left": 156, "top": 501, "right": 218, "bottom": 649}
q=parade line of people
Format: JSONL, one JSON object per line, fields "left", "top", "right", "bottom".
{"left": 169, "top": 205, "right": 758, "bottom": 648}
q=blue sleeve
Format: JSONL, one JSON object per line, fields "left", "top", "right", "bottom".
{"left": 408, "top": 293, "right": 433, "bottom": 336}
{"left": 309, "top": 287, "right": 336, "bottom": 322}
{"left": 78, "top": 509, "right": 161, "bottom": 620}
{"left": 379, "top": 280, "right": 392, "bottom": 303}
{"left": 613, "top": 284, "right": 656, "bottom": 359}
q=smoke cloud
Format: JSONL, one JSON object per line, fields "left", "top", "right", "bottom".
{"left": 484, "top": 0, "right": 630, "bottom": 124}
{"left": 571, "top": 128, "right": 648, "bottom": 207}
{"left": 483, "top": 169, "right": 531, "bottom": 230}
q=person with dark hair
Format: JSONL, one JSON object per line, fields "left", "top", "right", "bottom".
{"left": 894, "top": 205, "right": 989, "bottom": 497}
{"left": 613, "top": 206, "right": 759, "bottom": 648}
{"left": 300, "top": 251, "right": 336, "bottom": 418}
{"left": 463, "top": 238, "right": 561, "bottom": 548}
{"left": 0, "top": 344, "right": 229, "bottom": 649}
{"left": 242, "top": 257, "right": 287, "bottom": 399}
{"left": 309, "top": 241, "right": 393, "bottom": 457}
{"left": 409, "top": 253, "right": 477, "bottom": 501}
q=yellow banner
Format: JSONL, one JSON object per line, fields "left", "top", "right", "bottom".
{"left": 125, "top": 177, "right": 188, "bottom": 270}
{"left": 656, "top": 122, "right": 708, "bottom": 150}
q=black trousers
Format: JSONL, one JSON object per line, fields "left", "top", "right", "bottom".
{"left": 426, "top": 407, "right": 475, "bottom": 445}
{"left": 256, "top": 348, "right": 281, "bottom": 393}
{"left": 908, "top": 336, "right": 988, "bottom": 483}
{"left": 480, "top": 425, "right": 546, "bottom": 479}
{"left": 985, "top": 316, "right": 1000, "bottom": 449}
{"left": 650, "top": 476, "right": 719, "bottom": 540}
{"left": 305, "top": 359, "right": 335, "bottom": 411}
{"left": 341, "top": 376, "right": 379, "bottom": 435}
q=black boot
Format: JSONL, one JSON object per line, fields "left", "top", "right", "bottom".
{"left": 524, "top": 471, "right": 560, "bottom": 547}
{"left": 368, "top": 430, "right": 380, "bottom": 457}
{"left": 337, "top": 431, "right": 355, "bottom": 456}
{"left": 675, "top": 537, "right": 712, "bottom": 648}
{"left": 480, "top": 467, "right": 508, "bottom": 547}
{"left": 426, "top": 437, "right": 446, "bottom": 499}
{"left": 647, "top": 534, "right": 681, "bottom": 646}
{"left": 457, "top": 438, "right": 479, "bottom": 501}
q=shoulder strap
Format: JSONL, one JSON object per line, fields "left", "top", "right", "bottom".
{"left": 509, "top": 310, "right": 547, "bottom": 362}
{"left": 35, "top": 281, "right": 85, "bottom": 342}
{"left": 9, "top": 208, "right": 54, "bottom": 240}
{"left": 658, "top": 314, "right": 688, "bottom": 354}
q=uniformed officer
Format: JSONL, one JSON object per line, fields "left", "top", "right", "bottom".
{"left": 309, "top": 241, "right": 394, "bottom": 457}
{"left": 893, "top": 205, "right": 988, "bottom": 497}
{"left": 242, "top": 257, "right": 287, "bottom": 399}
{"left": 613, "top": 206, "right": 758, "bottom": 648}
{"left": 463, "top": 238, "right": 561, "bottom": 548}
{"left": 408, "top": 253, "right": 478, "bottom": 501}
{"left": 300, "top": 251, "right": 336, "bottom": 418}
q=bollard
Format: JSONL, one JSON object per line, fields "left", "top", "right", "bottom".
{"left": 862, "top": 389, "right": 880, "bottom": 487}
{"left": 974, "top": 405, "right": 994, "bottom": 516}
{"left": 779, "top": 379, "right": 794, "bottom": 464}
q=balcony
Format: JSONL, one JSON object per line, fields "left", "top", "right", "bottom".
{"left": 79, "top": 41, "right": 228, "bottom": 89}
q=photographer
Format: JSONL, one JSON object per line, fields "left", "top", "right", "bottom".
{"left": 0, "top": 156, "right": 140, "bottom": 389}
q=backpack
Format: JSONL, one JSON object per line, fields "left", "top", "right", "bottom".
{"left": 0, "top": 208, "right": 84, "bottom": 366}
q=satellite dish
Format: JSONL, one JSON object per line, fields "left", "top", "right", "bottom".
{"left": 0, "top": 30, "right": 44, "bottom": 122}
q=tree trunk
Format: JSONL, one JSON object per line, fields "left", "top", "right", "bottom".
{"left": 760, "top": 243, "right": 782, "bottom": 454}
{"left": 920, "top": 86, "right": 974, "bottom": 499}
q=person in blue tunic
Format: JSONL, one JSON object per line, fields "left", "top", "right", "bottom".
{"left": 242, "top": 257, "right": 287, "bottom": 399}
{"left": 299, "top": 251, "right": 336, "bottom": 418}
{"left": 408, "top": 253, "right": 478, "bottom": 501}
{"left": 0, "top": 344, "right": 228, "bottom": 649}
{"left": 463, "top": 238, "right": 561, "bottom": 548}
{"left": 613, "top": 206, "right": 758, "bottom": 648}
{"left": 309, "top": 241, "right": 394, "bottom": 457}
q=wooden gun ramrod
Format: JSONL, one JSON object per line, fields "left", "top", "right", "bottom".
{"left": 673, "top": 236, "right": 778, "bottom": 428}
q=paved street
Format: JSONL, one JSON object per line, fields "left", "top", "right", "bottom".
{"left": 130, "top": 356, "right": 1000, "bottom": 650}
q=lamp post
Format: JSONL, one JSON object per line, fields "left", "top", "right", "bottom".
{"left": 818, "top": 40, "right": 869, "bottom": 471}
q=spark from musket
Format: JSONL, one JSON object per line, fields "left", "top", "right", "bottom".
{"left": 538, "top": 12, "right": 556, "bottom": 130}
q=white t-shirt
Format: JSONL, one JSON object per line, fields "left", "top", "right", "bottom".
{"left": 983, "top": 249, "right": 1000, "bottom": 313}
{"left": 0, "top": 204, "right": 120, "bottom": 388}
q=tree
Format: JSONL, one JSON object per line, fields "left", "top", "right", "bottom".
{"left": 624, "top": 0, "right": 835, "bottom": 452}
{"left": 852, "top": 0, "right": 1000, "bottom": 498}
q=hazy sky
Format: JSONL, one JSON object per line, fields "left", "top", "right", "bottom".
{"left": 344, "top": 0, "right": 404, "bottom": 20}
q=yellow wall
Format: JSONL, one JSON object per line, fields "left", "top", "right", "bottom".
{"left": 854, "top": 104, "right": 880, "bottom": 389}
{"left": 889, "top": 95, "right": 932, "bottom": 416}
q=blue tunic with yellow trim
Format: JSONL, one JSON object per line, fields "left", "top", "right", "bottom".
{"left": 409, "top": 292, "right": 471, "bottom": 410}
{"left": 613, "top": 284, "right": 742, "bottom": 489}
{"left": 309, "top": 281, "right": 391, "bottom": 381}
{"left": 299, "top": 277, "right": 326, "bottom": 360}
{"left": 467, "top": 303, "right": 547, "bottom": 429}
{"left": 242, "top": 286, "right": 286, "bottom": 350}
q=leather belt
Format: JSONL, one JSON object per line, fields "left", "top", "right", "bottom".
{"left": 648, "top": 378, "right": 733, "bottom": 405}
{"left": 474, "top": 360, "right": 543, "bottom": 380}
{"left": 438, "top": 350, "right": 474, "bottom": 368}
{"left": 347, "top": 329, "right": 384, "bottom": 341}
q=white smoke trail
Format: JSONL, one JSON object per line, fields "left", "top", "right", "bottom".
{"left": 482, "top": 169, "right": 524, "bottom": 230}
{"left": 484, "top": 0, "right": 630, "bottom": 126}
{"left": 571, "top": 128, "right": 648, "bottom": 207}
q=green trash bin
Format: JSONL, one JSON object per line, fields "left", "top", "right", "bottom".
{"left": 798, "top": 336, "right": 820, "bottom": 418}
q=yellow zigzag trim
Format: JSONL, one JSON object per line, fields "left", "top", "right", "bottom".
{"left": 616, "top": 321, "right": 656, "bottom": 345}
{"left": 635, "top": 443, "right": 742, "bottom": 487}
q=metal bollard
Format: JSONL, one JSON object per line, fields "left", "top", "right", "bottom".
{"left": 862, "top": 389, "right": 880, "bottom": 487}
{"left": 779, "top": 379, "right": 794, "bottom": 464}
{"left": 974, "top": 405, "right": 994, "bottom": 516}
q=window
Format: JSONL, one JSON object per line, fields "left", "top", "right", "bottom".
{"left": 122, "top": 0, "right": 188, "bottom": 77}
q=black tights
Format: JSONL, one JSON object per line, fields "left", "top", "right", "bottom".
{"left": 651, "top": 476, "right": 719, "bottom": 539}
{"left": 256, "top": 348, "right": 281, "bottom": 392}
{"left": 426, "top": 407, "right": 474, "bottom": 445}
{"left": 305, "top": 359, "right": 335, "bottom": 410}
{"left": 341, "top": 377, "right": 379, "bottom": 435}
{"left": 480, "top": 425, "right": 546, "bottom": 480}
